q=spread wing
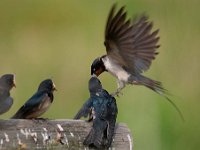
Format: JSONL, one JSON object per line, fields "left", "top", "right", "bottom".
{"left": 74, "top": 98, "right": 93, "bottom": 119}
{"left": 12, "top": 91, "right": 48, "bottom": 119}
{"left": 104, "top": 4, "right": 160, "bottom": 74}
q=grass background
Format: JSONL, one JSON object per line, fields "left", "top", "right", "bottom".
{"left": 0, "top": 0, "right": 199, "bottom": 149}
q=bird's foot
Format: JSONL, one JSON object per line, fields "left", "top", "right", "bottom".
{"left": 32, "top": 118, "right": 49, "bottom": 123}
{"left": 111, "top": 90, "right": 123, "bottom": 97}
{"left": 36, "top": 117, "right": 49, "bottom": 120}
{"left": 87, "top": 117, "right": 93, "bottom": 122}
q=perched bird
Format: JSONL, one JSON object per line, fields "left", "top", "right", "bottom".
{"left": 12, "top": 79, "right": 56, "bottom": 119}
{"left": 74, "top": 76, "right": 118, "bottom": 149}
{"left": 0, "top": 74, "right": 16, "bottom": 115}
{"left": 91, "top": 4, "right": 184, "bottom": 120}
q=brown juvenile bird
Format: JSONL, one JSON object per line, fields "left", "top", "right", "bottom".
{"left": 12, "top": 79, "right": 56, "bottom": 119}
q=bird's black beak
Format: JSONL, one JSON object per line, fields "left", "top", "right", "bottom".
{"left": 91, "top": 68, "right": 94, "bottom": 76}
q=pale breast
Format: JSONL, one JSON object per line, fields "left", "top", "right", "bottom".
{"left": 27, "top": 98, "right": 52, "bottom": 119}
{"left": 102, "top": 56, "right": 130, "bottom": 82}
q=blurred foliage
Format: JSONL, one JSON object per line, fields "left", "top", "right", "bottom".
{"left": 0, "top": 0, "right": 199, "bottom": 149}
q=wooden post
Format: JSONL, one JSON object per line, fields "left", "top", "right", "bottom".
{"left": 0, "top": 119, "right": 133, "bottom": 150}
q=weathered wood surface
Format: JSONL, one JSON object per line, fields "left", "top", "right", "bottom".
{"left": 0, "top": 119, "right": 133, "bottom": 150}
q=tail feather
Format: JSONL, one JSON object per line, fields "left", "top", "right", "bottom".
{"left": 163, "top": 95, "right": 184, "bottom": 122}
{"left": 83, "top": 128, "right": 104, "bottom": 149}
{"left": 11, "top": 114, "right": 23, "bottom": 119}
{"left": 11, "top": 111, "right": 23, "bottom": 119}
{"left": 11, "top": 105, "right": 27, "bottom": 119}
{"left": 136, "top": 75, "right": 167, "bottom": 95}
{"left": 133, "top": 75, "right": 184, "bottom": 121}
{"left": 105, "top": 120, "right": 116, "bottom": 148}
{"left": 84, "top": 118, "right": 108, "bottom": 148}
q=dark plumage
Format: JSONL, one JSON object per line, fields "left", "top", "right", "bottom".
{"left": 91, "top": 4, "right": 184, "bottom": 120}
{"left": 74, "top": 76, "right": 118, "bottom": 149}
{"left": 12, "top": 79, "right": 56, "bottom": 119}
{"left": 0, "top": 74, "right": 16, "bottom": 115}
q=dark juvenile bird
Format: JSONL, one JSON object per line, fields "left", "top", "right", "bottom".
{"left": 91, "top": 4, "right": 184, "bottom": 120}
{"left": 74, "top": 76, "right": 118, "bottom": 149}
{"left": 12, "top": 79, "right": 56, "bottom": 119}
{"left": 0, "top": 74, "right": 16, "bottom": 115}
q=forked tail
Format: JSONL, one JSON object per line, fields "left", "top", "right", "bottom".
{"left": 132, "top": 75, "right": 184, "bottom": 121}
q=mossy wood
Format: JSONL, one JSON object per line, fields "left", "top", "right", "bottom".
{"left": 0, "top": 119, "right": 133, "bottom": 150}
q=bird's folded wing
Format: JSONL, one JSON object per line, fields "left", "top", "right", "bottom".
{"left": 12, "top": 92, "right": 48, "bottom": 119}
{"left": 74, "top": 98, "right": 92, "bottom": 119}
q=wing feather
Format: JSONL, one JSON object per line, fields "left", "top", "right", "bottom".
{"left": 74, "top": 99, "right": 92, "bottom": 119}
{"left": 104, "top": 4, "right": 160, "bottom": 73}
{"left": 11, "top": 92, "right": 48, "bottom": 119}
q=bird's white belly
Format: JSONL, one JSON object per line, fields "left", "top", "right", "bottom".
{"left": 102, "top": 57, "right": 130, "bottom": 82}
{"left": 27, "top": 99, "right": 52, "bottom": 119}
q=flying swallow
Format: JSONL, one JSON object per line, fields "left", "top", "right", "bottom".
{"left": 0, "top": 74, "right": 16, "bottom": 115}
{"left": 74, "top": 76, "right": 118, "bottom": 149}
{"left": 91, "top": 4, "right": 162, "bottom": 95}
{"left": 12, "top": 79, "right": 56, "bottom": 119}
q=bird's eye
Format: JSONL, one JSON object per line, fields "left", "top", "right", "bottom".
{"left": 93, "top": 68, "right": 96, "bottom": 71}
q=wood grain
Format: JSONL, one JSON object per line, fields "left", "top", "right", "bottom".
{"left": 0, "top": 119, "right": 133, "bottom": 150}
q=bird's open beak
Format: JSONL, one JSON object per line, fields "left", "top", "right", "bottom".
{"left": 52, "top": 82, "right": 57, "bottom": 91}
{"left": 13, "top": 83, "right": 16, "bottom": 88}
{"left": 13, "top": 76, "right": 16, "bottom": 88}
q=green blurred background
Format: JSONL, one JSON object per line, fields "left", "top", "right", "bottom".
{"left": 0, "top": 0, "right": 199, "bottom": 149}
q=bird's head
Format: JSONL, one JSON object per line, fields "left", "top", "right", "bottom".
{"left": 38, "top": 79, "right": 57, "bottom": 92}
{"left": 0, "top": 74, "right": 16, "bottom": 90}
{"left": 91, "top": 56, "right": 106, "bottom": 76}
{"left": 89, "top": 76, "right": 102, "bottom": 93}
